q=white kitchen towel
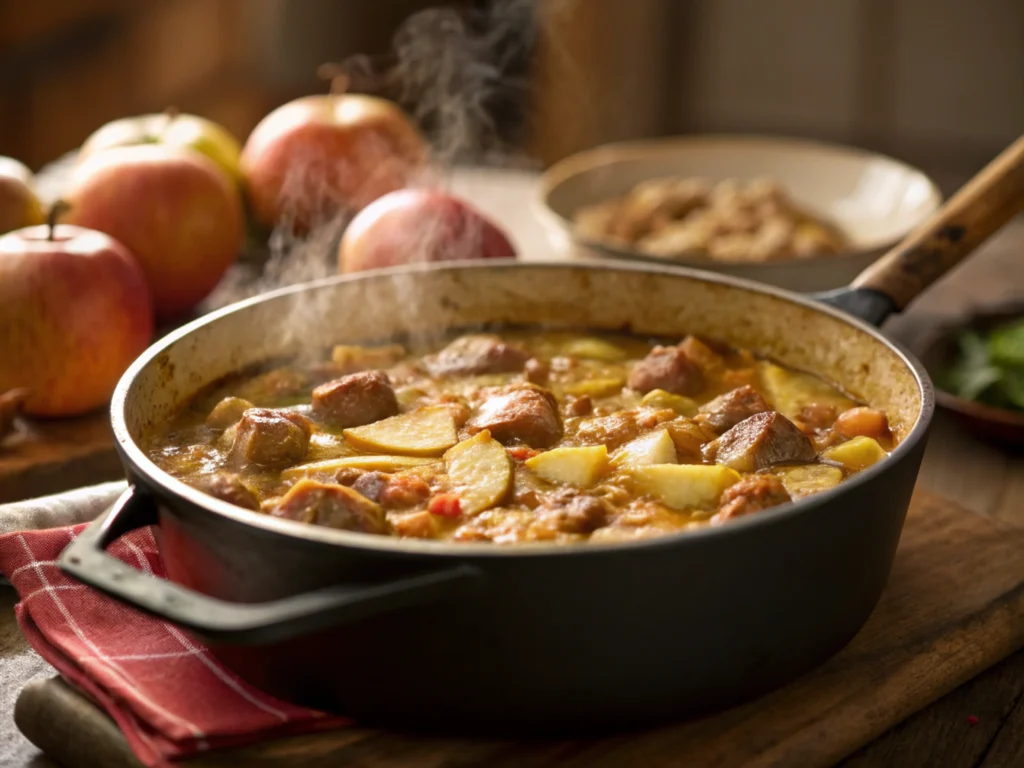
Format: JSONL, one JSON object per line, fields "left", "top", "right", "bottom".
{"left": 0, "top": 480, "right": 126, "bottom": 535}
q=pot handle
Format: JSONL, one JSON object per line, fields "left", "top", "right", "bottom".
{"left": 815, "top": 134, "right": 1024, "bottom": 326}
{"left": 58, "top": 486, "right": 486, "bottom": 646}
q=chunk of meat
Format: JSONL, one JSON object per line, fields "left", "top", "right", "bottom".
{"left": 627, "top": 344, "right": 704, "bottom": 396}
{"left": 834, "top": 407, "right": 890, "bottom": 440}
{"left": 703, "top": 411, "right": 816, "bottom": 472}
{"left": 524, "top": 357, "right": 550, "bottom": 385}
{"left": 795, "top": 403, "right": 838, "bottom": 433}
{"left": 271, "top": 478, "right": 387, "bottom": 534}
{"left": 189, "top": 471, "right": 259, "bottom": 511}
{"left": 696, "top": 385, "right": 771, "bottom": 433}
{"left": 312, "top": 370, "right": 398, "bottom": 428}
{"left": 228, "top": 408, "right": 311, "bottom": 468}
{"left": 574, "top": 412, "right": 642, "bottom": 451}
{"left": 424, "top": 334, "right": 531, "bottom": 377}
{"left": 564, "top": 394, "right": 593, "bottom": 417}
{"left": 467, "top": 383, "right": 562, "bottom": 448}
{"left": 205, "top": 396, "right": 254, "bottom": 431}
{"left": 352, "top": 471, "right": 431, "bottom": 509}
{"left": 712, "top": 474, "right": 791, "bottom": 524}
{"left": 532, "top": 495, "right": 612, "bottom": 534}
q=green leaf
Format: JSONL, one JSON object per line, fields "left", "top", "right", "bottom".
{"left": 988, "top": 319, "right": 1024, "bottom": 368}
{"left": 997, "top": 368, "right": 1024, "bottom": 411}
{"left": 940, "top": 329, "right": 1002, "bottom": 400}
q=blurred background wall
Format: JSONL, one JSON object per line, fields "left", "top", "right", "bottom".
{"left": 1, "top": 0, "right": 1021, "bottom": 195}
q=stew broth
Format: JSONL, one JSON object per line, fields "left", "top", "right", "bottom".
{"left": 144, "top": 331, "right": 895, "bottom": 544}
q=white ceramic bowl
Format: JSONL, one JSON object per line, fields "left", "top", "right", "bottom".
{"left": 536, "top": 134, "right": 943, "bottom": 293}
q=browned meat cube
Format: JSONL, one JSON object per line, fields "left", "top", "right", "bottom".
{"left": 350, "top": 471, "right": 431, "bottom": 509}
{"left": 697, "top": 385, "right": 771, "bottom": 433}
{"left": 228, "top": 408, "right": 312, "bottom": 469}
{"left": 627, "top": 344, "right": 704, "bottom": 396}
{"left": 533, "top": 495, "right": 612, "bottom": 534}
{"left": 205, "top": 397, "right": 254, "bottom": 431}
{"left": 271, "top": 478, "right": 388, "bottom": 534}
{"left": 423, "top": 334, "right": 531, "bottom": 377}
{"left": 467, "top": 383, "right": 563, "bottom": 448}
{"left": 703, "top": 411, "right": 816, "bottom": 472}
{"left": 524, "top": 357, "right": 550, "bottom": 385}
{"left": 712, "top": 474, "right": 791, "bottom": 523}
{"left": 795, "top": 403, "right": 838, "bottom": 434}
{"left": 312, "top": 370, "right": 399, "bottom": 428}
{"left": 189, "top": 471, "right": 259, "bottom": 510}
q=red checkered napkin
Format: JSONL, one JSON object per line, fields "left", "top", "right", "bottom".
{"left": 0, "top": 523, "right": 350, "bottom": 767}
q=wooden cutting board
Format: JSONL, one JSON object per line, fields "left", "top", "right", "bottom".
{"left": 13, "top": 490, "right": 1024, "bottom": 768}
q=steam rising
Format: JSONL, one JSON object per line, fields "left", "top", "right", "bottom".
{"left": 203, "top": 0, "right": 574, "bottom": 356}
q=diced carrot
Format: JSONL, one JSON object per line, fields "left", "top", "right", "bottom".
{"left": 428, "top": 493, "right": 462, "bottom": 518}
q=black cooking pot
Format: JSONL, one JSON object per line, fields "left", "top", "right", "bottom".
{"left": 59, "top": 136, "right": 1024, "bottom": 735}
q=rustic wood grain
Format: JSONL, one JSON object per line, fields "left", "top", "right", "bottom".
{"left": 14, "top": 490, "right": 1024, "bottom": 768}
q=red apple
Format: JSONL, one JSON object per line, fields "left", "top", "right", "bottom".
{"left": 63, "top": 145, "right": 244, "bottom": 320}
{"left": 338, "top": 189, "right": 517, "bottom": 273}
{"left": 0, "top": 156, "right": 44, "bottom": 235}
{"left": 0, "top": 220, "right": 154, "bottom": 417}
{"left": 240, "top": 94, "right": 428, "bottom": 234}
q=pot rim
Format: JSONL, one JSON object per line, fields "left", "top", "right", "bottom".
{"left": 112, "top": 259, "right": 935, "bottom": 558}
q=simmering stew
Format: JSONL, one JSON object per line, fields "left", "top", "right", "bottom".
{"left": 145, "top": 331, "right": 895, "bottom": 544}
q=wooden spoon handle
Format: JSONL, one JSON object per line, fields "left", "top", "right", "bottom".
{"left": 851, "top": 134, "right": 1024, "bottom": 310}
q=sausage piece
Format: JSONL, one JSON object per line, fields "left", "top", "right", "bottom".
{"left": 189, "top": 471, "right": 259, "bottom": 511}
{"left": 627, "top": 344, "right": 704, "bottom": 396}
{"left": 696, "top": 385, "right": 771, "bottom": 433}
{"left": 272, "top": 478, "right": 388, "bottom": 534}
{"left": 424, "top": 334, "right": 531, "bottom": 377}
{"left": 533, "top": 495, "right": 612, "bottom": 534}
{"left": 713, "top": 474, "right": 791, "bottom": 523}
{"left": 468, "top": 383, "right": 563, "bottom": 448}
{"left": 312, "top": 370, "right": 398, "bottom": 428}
{"left": 228, "top": 408, "right": 311, "bottom": 469}
{"left": 703, "top": 411, "right": 815, "bottom": 472}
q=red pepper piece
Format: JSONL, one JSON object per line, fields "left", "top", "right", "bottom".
{"left": 429, "top": 493, "right": 462, "bottom": 518}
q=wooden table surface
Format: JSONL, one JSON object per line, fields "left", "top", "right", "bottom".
{"left": 2, "top": 167, "right": 1023, "bottom": 767}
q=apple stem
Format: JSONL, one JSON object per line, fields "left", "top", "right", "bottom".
{"left": 317, "top": 63, "right": 349, "bottom": 95}
{"left": 46, "top": 201, "right": 70, "bottom": 241}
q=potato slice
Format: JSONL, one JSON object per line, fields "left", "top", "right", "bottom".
{"left": 282, "top": 455, "right": 435, "bottom": 480}
{"left": 563, "top": 378, "right": 625, "bottom": 398}
{"left": 561, "top": 337, "right": 627, "bottom": 361}
{"left": 640, "top": 389, "right": 698, "bottom": 416}
{"left": 611, "top": 429, "right": 677, "bottom": 468}
{"left": 629, "top": 464, "right": 741, "bottom": 510}
{"left": 758, "top": 362, "right": 855, "bottom": 421}
{"left": 343, "top": 406, "right": 458, "bottom": 457}
{"left": 774, "top": 463, "right": 843, "bottom": 498}
{"left": 526, "top": 445, "right": 609, "bottom": 487}
{"left": 331, "top": 343, "right": 405, "bottom": 368}
{"left": 444, "top": 431, "right": 513, "bottom": 515}
{"left": 821, "top": 436, "right": 888, "bottom": 472}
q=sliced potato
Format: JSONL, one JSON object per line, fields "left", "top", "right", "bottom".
{"left": 774, "top": 463, "right": 843, "bottom": 498}
{"left": 332, "top": 343, "right": 405, "bottom": 368}
{"left": 305, "top": 432, "right": 356, "bottom": 462}
{"left": 563, "top": 378, "right": 625, "bottom": 398}
{"left": 444, "top": 431, "right": 513, "bottom": 515}
{"left": 629, "top": 464, "right": 741, "bottom": 510}
{"left": 561, "top": 337, "right": 627, "bottom": 361}
{"left": 283, "top": 455, "right": 435, "bottom": 480}
{"left": 526, "top": 445, "right": 609, "bottom": 487}
{"left": 640, "top": 389, "right": 698, "bottom": 416}
{"left": 758, "top": 362, "right": 855, "bottom": 421}
{"left": 821, "top": 436, "right": 888, "bottom": 472}
{"left": 612, "top": 429, "right": 677, "bottom": 468}
{"left": 343, "top": 406, "right": 458, "bottom": 457}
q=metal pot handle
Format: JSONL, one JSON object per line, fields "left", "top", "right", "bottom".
{"left": 58, "top": 486, "right": 486, "bottom": 646}
{"left": 814, "top": 134, "right": 1024, "bottom": 327}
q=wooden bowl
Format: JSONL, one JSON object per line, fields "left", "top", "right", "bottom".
{"left": 535, "top": 134, "right": 942, "bottom": 293}
{"left": 917, "top": 302, "right": 1024, "bottom": 450}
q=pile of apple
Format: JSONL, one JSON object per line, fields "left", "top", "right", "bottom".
{"left": 0, "top": 83, "right": 517, "bottom": 423}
